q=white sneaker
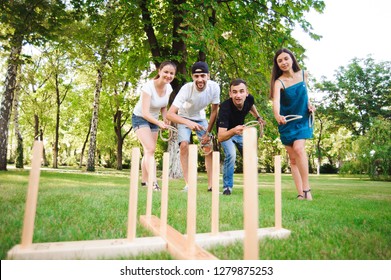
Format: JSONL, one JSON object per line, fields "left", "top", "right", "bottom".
{"left": 181, "top": 185, "right": 188, "bottom": 192}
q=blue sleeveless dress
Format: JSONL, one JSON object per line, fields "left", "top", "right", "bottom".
{"left": 278, "top": 71, "right": 313, "bottom": 145}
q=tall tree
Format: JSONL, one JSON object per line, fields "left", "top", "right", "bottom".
{"left": 81, "top": 0, "right": 131, "bottom": 171}
{"left": 48, "top": 48, "right": 74, "bottom": 168}
{"left": 0, "top": 33, "right": 22, "bottom": 170}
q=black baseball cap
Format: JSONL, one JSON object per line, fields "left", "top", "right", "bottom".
{"left": 191, "top": 61, "right": 209, "bottom": 74}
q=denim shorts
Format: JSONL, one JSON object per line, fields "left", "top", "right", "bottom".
{"left": 177, "top": 119, "right": 208, "bottom": 144}
{"left": 132, "top": 114, "right": 159, "bottom": 132}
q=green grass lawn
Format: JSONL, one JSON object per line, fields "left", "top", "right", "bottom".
{"left": 1, "top": 167, "right": 390, "bottom": 260}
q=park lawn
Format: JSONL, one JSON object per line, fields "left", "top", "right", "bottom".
{"left": 0, "top": 168, "right": 390, "bottom": 260}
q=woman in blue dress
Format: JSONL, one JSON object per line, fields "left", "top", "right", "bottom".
{"left": 270, "top": 48, "right": 315, "bottom": 200}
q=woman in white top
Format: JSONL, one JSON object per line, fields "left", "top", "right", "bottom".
{"left": 132, "top": 61, "right": 177, "bottom": 191}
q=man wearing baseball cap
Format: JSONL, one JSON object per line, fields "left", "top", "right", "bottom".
{"left": 167, "top": 61, "right": 220, "bottom": 192}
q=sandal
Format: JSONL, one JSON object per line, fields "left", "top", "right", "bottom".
{"left": 297, "top": 194, "right": 304, "bottom": 200}
{"left": 303, "top": 189, "right": 312, "bottom": 200}
{"left": 153, "top": 182, "right": 161, "bottom": 192}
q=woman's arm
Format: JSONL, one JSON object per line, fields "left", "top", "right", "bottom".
{"left": 272, "top": 82, "right": 286, "bottom": 125}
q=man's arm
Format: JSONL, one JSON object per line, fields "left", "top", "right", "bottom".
{"left": 218, "top": 126, "right": 244, "bottom": 142}
{"left": 167, "top": 105, "right": 205, "bottom": 131}
{"left": 249, "top": 105, "right": 266, "bottom": 125}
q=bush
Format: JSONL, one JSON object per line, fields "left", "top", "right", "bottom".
{"left": 339, "top": 160, "right": 365, "bottom": 175}
{"left": 320, "top": 163, "right": 339, "bottom": 174}
{"left": 354, "top": 117, "right": 391, "bottom": 181}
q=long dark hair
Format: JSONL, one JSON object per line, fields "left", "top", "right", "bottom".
{"left": 269, "top": 48, "right": 301, "bottom": 99}
{"left": 154, "top": 61, "right": 177, "bottom": 79}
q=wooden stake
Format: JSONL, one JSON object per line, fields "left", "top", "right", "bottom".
{"left": 21, "top": 141, "right": 43, "bottom": 248}
{"left": 243, "top": 127, "right": 259, "bottom": 260}
{"left": 127, "top": 147, "right": 140, "bottom": 241}
{"left": 186, "top": 144, "right": 198, "bottom": 255}
{"left": 211, "top": 151, "right": 220, "bottom": 235}
{"left": 274, "top": 155, "right": 282, "bottom": 229}
{"left": 146, "top": 158, "right": 154, "bottom": 218}
{"left": 160, "top": 152, "right": 169, "bottom": 237}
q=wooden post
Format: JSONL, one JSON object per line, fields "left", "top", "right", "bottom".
{"left": 160, "top": 152, "right": 169, "bottom": 237}
{"left": 211, "top": 151, "right": 220, "bottom": 235}
{"left": 127, "top": 147, "right": 140, "bottom": 241}
{"left": 243, "top": 128, "right": 259, "bottom": 260}
{"left": 274, "top": 155, "right": 282, "bottom": 229}
{"left": 146, "top": 158, "right": 154, "bottom": 218}
{"left": 186, "top": 144, "right": 198, "bottom": 255}
{"left": 21, "top": 141, "right": 43, "bottom": 248}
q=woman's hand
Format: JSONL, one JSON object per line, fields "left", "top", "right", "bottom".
{"left": 157, "top": 120, "right": 167, "bottom": 129}
{"left": 276, "top": 115, "right": 286, "bottom": 125}
{"left": 308, "top": 104, "right": 316, "bottom": 113}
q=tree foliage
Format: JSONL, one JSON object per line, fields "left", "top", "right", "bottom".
{"left": 315, "top": 56, "right": 391, "bottom": 136}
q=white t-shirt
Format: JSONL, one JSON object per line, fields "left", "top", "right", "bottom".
{"left": 172, "top": 80, "right": 220, "bottom": 121}
{"left": 133, "top": 79, "right": 173, "bottom": 119}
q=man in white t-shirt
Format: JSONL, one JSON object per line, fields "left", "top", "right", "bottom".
{"left": 167, "top": 61, "right": 220, "bottom": 192}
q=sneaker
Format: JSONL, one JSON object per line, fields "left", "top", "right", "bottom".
{"left": 181, "top": 185, "right": 188, "bottom": 192}
{"left": 153, "top": 182, "right": 161, "bottom": 191}
{"left": 223, "top": 188, "right": 231, "bottom": 195}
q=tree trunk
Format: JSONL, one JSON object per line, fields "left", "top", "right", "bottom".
{"left": 34, "top": 114, "right": 39, "bottom": 140}
{"left": 86, "top": 68, "right": 102, "bottom": 171}
{"left": 13, "top": 75, "right": 23, "bottom": 169}
{"left": 52, "top": 67, "right": 71, "bottom": 168}
{"left": 316, "top": 118, "right": 324, "bottom": 175}
{"left": 80, "top": 123, "right": 91, "bottom": 168}
{"left": 53, "top": 73, "right": 60, "bottom": 169}
{"left": 139, "top": 0, "right": 161, "bottom": 61}
{"left": 0, "top": 35, "right": 22, "bottom": 171}
{"left": 114, "top": 109, "right": 133, "bottom": 170}
{"left": 168, "top": 126, "right": 183, "bottom": 178}
{"left": 39, "top": 128, "right": 48, "bottom": 166}
{"left": 114, "top": 110, "right": 123, "bottom": 170}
